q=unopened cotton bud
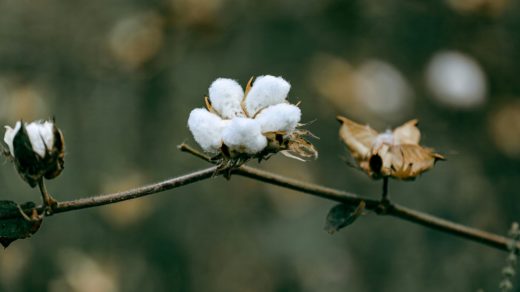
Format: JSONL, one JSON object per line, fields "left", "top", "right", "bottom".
{"left": 244, "top": 75, "right": 290, "bottom": 116}
{"left": 222, "top": 118, "right": 267, "bottom": 154}
{"left": 3, "top": 120, "right": 65, "bottom": 187}
{"left": 255, "top": 103, "right": 301, "bottom": 134}
{"left": 187, "top": 108, "right": 226, "bottom": 153}
{"left": 208, "top": 78, "right": 246, "bottom": 119}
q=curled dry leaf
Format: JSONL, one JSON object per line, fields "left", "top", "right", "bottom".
{"left": 337, "top": 116, "right": 444, "bottom": 180}
{"left": 324, "top": 201, "right": 365, "bottom": 234}
{"left": 0, "top": 201, "right": 42, "bottom": 248}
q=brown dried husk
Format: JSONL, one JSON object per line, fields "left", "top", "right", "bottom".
{"left": 337, "top": 116, "right": 444, "bottom": 180}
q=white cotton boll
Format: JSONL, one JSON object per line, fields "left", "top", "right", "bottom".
{"left": 255, "top": 103, "right": 301, "bottom": 134}
{"left": 244, "top": 75, "right": 291, "bottom": 116}
{"left": 25, "top": 121, "right": 55, "bottom": 158}
{"left": 3, "top": 121, "right": 22, "bottom": 157}
{"left": 372, "top": 130, "right": 394, "bottom": 149}
{"left": 222, "top": 118, "right": 267, "bottom": 154}
{"left": 187, "top": 108, "right": 226, "bottom": 153}
{"left": 208, "top": 78, "right": 245, "bottom": 119}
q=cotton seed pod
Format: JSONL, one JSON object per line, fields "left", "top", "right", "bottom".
{"left": 3, "top": 120, "right": 65, "bottom": 187}
{"left": 337, "top": 116, "right": 444, "bottom": 180}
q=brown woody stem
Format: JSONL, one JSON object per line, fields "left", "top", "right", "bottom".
{"left": 382, "top": 177, "right": 389, "bottom": 202}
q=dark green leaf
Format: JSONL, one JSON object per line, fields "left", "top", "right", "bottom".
{"left": 324, "top": 201, "right": 365, "bottom": 234}
{"left": 0, "top": 200, "right": 42, "bottom": 248}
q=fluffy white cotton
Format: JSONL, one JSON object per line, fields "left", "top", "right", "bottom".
{"left": 26, "top": 121, "right": 55, "bottom": 158}
{"left": 3, "top": 121, "right": 22, "bottom": 157}
{"left": 255, "top": 103, "right": 301, "bottom": 134}
{"left": 244, "top": 75, "right": 290, "bottom": 116}
{"left": 188, "top": 108, "right": 226, "bottom": 153}
{"left": 208, "top": 78, "right": 246, "bottom": 119}
{"left": 222, "top": 118, "right": 267, "bottom": 154}
{"left": 372, "top": 130, "right": 394, "bottom": 149}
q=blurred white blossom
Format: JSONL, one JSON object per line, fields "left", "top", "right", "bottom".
{"left": 489, "top": 101, "right": 520, "bottom": 158}
{"left": 426, "top": 51, "right": 487, "bottom": 109}
{"left": 309, "top": 54, "right": 414, "bottom": 125}
{"left": 108, "top": 12, "right": 165, "bottom": 69}
{"left": 355, "top": 60, "right": 414, "bottom": 118}
{"left": 50, "top": 249, "right": 119, "bottom": 292}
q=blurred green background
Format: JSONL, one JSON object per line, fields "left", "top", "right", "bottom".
{"left": 0, "top": 0, "right": 519, "bottom": 291}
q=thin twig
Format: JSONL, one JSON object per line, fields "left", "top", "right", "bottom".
{"left": 178, "top": 143, "right": 212, "bottom": 163}
{"left": 0, "top": 166, "right": 219, "bottom": 220}
{"left": 232, "top": 165, "right": 519, "bottom": 253}
{"left": 382, "top": 177, "right": 389, "bottom": 202}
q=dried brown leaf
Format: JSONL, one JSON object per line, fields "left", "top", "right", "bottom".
{"left": 0, "top": 201, "right": 42, "bottom": 248}
{"left": 325, "top": 201, "right": 365, "bottom": 234}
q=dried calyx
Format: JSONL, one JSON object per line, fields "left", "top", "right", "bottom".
{"left": 188, "top": 75, "right": 317, "bottom": 168}
{"left": 337, "top": 116, "right": 444, "bottom": 180}
{"left": 3, "top": 120, "right": 65, "bottom": 188}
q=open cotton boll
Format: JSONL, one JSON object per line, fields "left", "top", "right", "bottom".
{"left": 255, "top": 103, "right": 301, "bottom": 134}
{"left": 26, "top": 121, "right": 55, "bottom": 158}
{"left": 3, "top": 121, "right": 22, "bottom": 157}
{"left": 244, "top": 75, "right": 291, "bottom": 116}
{"left": 188, "top": 108, "right": 226, "bottom": 153}
{"left": 208, "top": 78, "right": 246, "bottom": 119}
{"left": 222, "top": 118, "right": 267, "bottom": 154}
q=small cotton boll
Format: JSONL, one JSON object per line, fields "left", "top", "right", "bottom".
{"left": 255, "top": 103, "right": 301, "bottom": 134}
{"left": 222, "top": 118, "right": 267, "bottom": 154}
{"left": 372, "top": 130, "right": 394, "bottom": 149}
{"left": 188, "top": 108, "right": 226, "bottom": 153}
{"left": 3, "top": 121, "right": 22, "bottom": 157}
{"left": 208, "top": 78, "right": 246, "bottom": 119}
{"left": 245, "top": 75, "right": 291, "bottom": 116}
{"left": 25, "top": 121, "right": 55, "bottom": 158}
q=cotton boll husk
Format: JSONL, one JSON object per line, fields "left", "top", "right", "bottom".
{"left": 208, "top": 78, "right": 245, "bottom": 119}
{"left": 244, "top": 75, "right": 291, "bottom": 116}
{"left": 222, "top": 118, "right": 267, "bottom": 154}
{"left": 25, "top": 121, "right": 55, "bottom": 158}
{"left": 255, "top": 103, "right": 301, "bottom": 134}
{"left": 3, "top": 121, "right": 22, "bottom": 157}
{"left": 188, "top": 108, "right": 226, "bottom": 153}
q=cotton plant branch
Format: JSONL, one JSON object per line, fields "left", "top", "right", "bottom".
{"left": 0, "top": 143, "right": 518, "bottom": 254}
{"left": 0, "top": 166, "right": 219, "bottom": 220}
